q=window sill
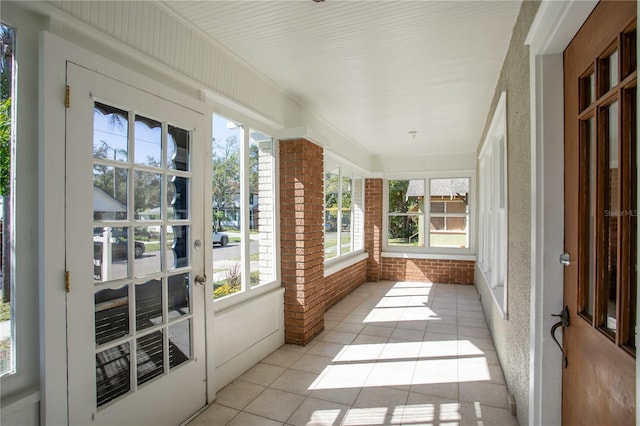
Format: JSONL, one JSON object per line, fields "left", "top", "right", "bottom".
{"left": 381, "top": 251, "right": 476, "bottom": 261}
{"left": 0, "top": 386, "right": 40, "bottom": 417}
{"left": 324, "top": 251, "right": 369, "bottom": 277}
{"left": 476, "top": 267, "right": 507, "bottom": 319}
{"left": 213, "top": 281, "right": 283, "bottom": 314}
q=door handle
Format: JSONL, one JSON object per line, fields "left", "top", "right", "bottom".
{"left": 194, "top": 274, "right": 206, "bottom": 286}
{"left": 551, "top": 306, "right": 570, "bottom": 368}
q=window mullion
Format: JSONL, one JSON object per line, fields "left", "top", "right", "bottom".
{"left": 337, "top": 168, "right": 342, "bottom": 257}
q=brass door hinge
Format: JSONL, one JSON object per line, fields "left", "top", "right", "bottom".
{"left": 65, "top": 85, "right": 70, "bottom": 108}
{"left": 65, "top": 270, "right": 70, "bottom": 293}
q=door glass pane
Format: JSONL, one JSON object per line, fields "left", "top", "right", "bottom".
{"left": 169, "top": 320, "right": 191, "bottom": 369}
{"left": 168, "top": 176, "right": 189, "bottom": 220}
{"left": 625, "top": 87, "right": 637, "bottom": 351}
{"left": 609, "top": 50, "right": 619, "bottom": 89}
{"left": 166, "top": 225, "right": 189, "bottom": 269}
{"left": 93, "top": 166, "right": 128, "bottom": 221}
{"left": 93, "top": 226, "right": 129, "bottom": 282}
{"left": 167, "top": 125, "right": 189, "bottom": 171}
{"left": 168, "top": 273, "right": 190, "bottom": 317}
{"left": 95, "top": 286, "right": 130, "bottom": 345}
{"left": 135, "top": 280, "right": 162, "bottom": 331}
{"left": 94, "top": 103, "right": 128, "bottom": 162}
{"left": 603, "top": 101, "right": 619, "bottom": 335}
{"left": 581, "top": 73, "right": 595, "bottom": 110}
{"left": 134, "top": 116, "right": 162, "bottom": 167}
{"left": 585, "top": 118, "right": 596, "bottom": 318}
{"left": 96, "top": 343, "right": 131, "bottom": 407}
{"left": 134, "top": 226, "right": 159, "bottom": 276}
{"left": 134, "top": 171, "right": 161, "bottom": 220}
{"left": 136, "top": 331, "right": 164, "bottom": 386}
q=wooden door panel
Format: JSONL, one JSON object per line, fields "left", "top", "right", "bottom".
{"left": 563, "top": 1, "right": 637, "bottom": 425}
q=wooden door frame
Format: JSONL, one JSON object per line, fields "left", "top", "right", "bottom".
{"left": 527, "top": 1, "right": 639, "bottom": 425}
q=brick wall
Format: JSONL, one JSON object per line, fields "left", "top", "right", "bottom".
{"left": 279, "top": 139, "right": 325, "bottom": 345}
{"left": 324, "top": 259, "right": 368, "bottom": 310}
{"left": 381, "top": 257, "right": 474, "bottom": 284}
{"left": 365, "top": 179, "right": 383, "bottom": 281}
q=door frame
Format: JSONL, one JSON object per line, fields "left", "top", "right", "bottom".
{"left": 527, "top": 1, "right": 639, "bottom": 425}
{"left": 40, "top": 31, "right": 215, "bottom": 426}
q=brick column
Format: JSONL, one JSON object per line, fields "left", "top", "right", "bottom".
{"left": 365, "top": 178, "right": 383, "bottom": 281}
{"left": 279, "top": 139, "right": 325, "bottom": 345}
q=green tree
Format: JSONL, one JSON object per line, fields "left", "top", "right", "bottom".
{"left": 1, "top": 24, "right": 13, "bottom": 304}
{"left": 1, "top": 25, "right": 13, "bottom": 195}
{"left": 248, "top": 143, "right": 259, "bottom": 197}
{"left": 0, "top": 25, "right": 12, "bottom": 102}
{"left": 0, "top": 98, "right": 9, "bottom": 197}
{"left": 212, "top": 136, "right": 240, "bottom": 229}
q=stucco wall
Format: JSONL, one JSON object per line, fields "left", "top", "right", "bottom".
{"left": 475, "top": 2, "right": 540, "bottom": 425}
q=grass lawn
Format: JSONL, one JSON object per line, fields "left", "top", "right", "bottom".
{"left": 0, "top": 301, "right": 10, "bottom": 322}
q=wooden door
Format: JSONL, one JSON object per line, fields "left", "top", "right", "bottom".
{"left": 563, "top": 1, "right": 637, "bottom": 424}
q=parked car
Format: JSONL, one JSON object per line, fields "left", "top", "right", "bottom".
{"left": 93, "top": 233, "right": 145, "bottom": 259}
{"left": 212, "top": 229, "right": 229, "bottom": 247}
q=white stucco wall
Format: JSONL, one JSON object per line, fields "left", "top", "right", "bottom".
{"left": 474, "top": 2, "right": 540, "bottom": 425}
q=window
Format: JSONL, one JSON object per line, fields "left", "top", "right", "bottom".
{"left": 386, "top": 177, "right": 471, "bottom": 250}
{"left": 0, "top": 24, "right": 14, "bottom": 376}
{"left": 478, "top": 91, "right": 508, "bottom": 315}
{"left": 212, "top": 114, "right": 276, "bottom": 300}
{"left": 429, "top": 178, "right": 470, "bottom": 248}
{"left": 387, "top": 180, "right": 424, "bottom": 247}
{"left": 324, "top": 163, "right": 364, "bottom": 261}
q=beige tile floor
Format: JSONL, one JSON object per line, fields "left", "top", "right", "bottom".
{"left": 189, "top": 281, "right": 518, "bottom": 426}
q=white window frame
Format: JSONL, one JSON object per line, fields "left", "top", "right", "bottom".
{"left": 383, "top": 172, "right": 476, "bottom": 259}
{"left": 211, "top": 113, "right": 280, "bottom": 311}
{"left": 323, "top": 153, "right": 366, "bottom": 275}
{"left": 478, "top": 91, "right": 508, "bottom": 317}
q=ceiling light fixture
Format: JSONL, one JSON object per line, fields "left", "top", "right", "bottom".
{"left": 408, "top": 130, "right": 417, "bottom": 141}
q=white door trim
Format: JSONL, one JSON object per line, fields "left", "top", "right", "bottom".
{"left": 40, "top": 31, "right": 214, "bottom": 426}
{"left": 525, "top": 1, "right": 598, "bottom": 425}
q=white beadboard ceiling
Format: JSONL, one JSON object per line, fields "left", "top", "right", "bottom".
{"left": 164, "top": 0, "right": 522, "bottom": 158}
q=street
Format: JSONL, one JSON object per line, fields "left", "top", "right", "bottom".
{"left": 96, "top": 236, "right": 259, "bottom": 283}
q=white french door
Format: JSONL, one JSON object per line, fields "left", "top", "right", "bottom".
{"left": 65, "top": 62, "right": 208, "bottom": 425}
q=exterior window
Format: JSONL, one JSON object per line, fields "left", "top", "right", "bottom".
{"left": 0, "top": 24, "right": 14, "bottom": 376}
{"left": 324, "top": 164, "right": 364, "bottom": 260}
{"left": 387, "top": 178, "right": 471, "bottom": 251}
{"left": 388, "top": 180, "right": 424, "bottom": 247}
{"left": 429, "top": 178, "right": 470, "bottom": 248}
{"left": 212, "top": 114, "right": 275, "bottom": 300}
{"left": 478, "top": 92, "right": 508, "bottom": 315}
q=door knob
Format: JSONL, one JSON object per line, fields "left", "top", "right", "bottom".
{"left": 194, "top": 274, "right": 206, "bottom": 286}
{"left": 559, "top": 252, "right": 571, "bottom": 267}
